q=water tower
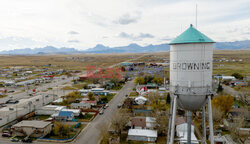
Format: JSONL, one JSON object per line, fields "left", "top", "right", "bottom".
{"left": 167, "top": 24, "right": 215, "bottom": 144}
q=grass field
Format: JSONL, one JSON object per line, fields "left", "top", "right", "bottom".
{"left": 132, "top": 50, "right": 250, "bottom": 76}
{"left": 0, "top": 53, "right": 141, "bottom": 70}
{"left": 0, "top": 50, "right": 249, "bottom": 76}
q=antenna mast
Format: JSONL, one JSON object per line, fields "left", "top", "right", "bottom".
{"left": 196, "top": 3, "right": 198, "bottom": 28}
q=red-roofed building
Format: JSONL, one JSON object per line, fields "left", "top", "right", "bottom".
{"left": 131, "top": 117, "right": 146, "bottom": 129}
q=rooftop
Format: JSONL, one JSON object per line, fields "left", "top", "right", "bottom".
{"left": 58, "top": 111, "right": 73, "bottom": 117}
{"left": 170, "top": 24, "right": 214, "bottom": 45}
{"left": 12, "top": 120, "right": 51, "bottom": 128}
{"left": 128, "top": 129, "right": 157, "bottom": 137}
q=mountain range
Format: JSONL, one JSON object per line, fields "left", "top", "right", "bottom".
{"left": 0, "top": 40, "right": 249, "bottom": 55}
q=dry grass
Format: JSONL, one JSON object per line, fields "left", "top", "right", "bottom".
{"left": 0, "top": 53, "right": 141, "bottom": 70}
{"left": 0, "top": 50, "right": 249, "bottom": 76}
{"left": 131, "top": 50, "right": 250, "bottom": 76}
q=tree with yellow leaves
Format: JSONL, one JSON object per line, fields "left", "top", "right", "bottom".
{"left": 212, "top": 94, "right": 234, "bottom": 115}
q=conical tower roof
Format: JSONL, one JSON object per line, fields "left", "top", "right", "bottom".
{"left": 169, "top": 24, "right": 215, "bottom": 45}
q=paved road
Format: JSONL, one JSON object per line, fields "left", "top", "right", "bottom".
{"left": 0, "top": 75, "right": 75, "bottom": 104}
{"left": 71, "top": 80, "right": 135, "bottom": 144}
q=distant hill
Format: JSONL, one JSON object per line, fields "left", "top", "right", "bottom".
{"left": 84, "top": 43, "right": 170, "bottom": 53}
{"left": 215, "top": 40, "right": 250, "bottom": 50}
{"left": 0, "top": 40, "right": 249, "bottom": 55}
{"left": 84, "top": 40, "right": 250, "bottom": 53}
{"left": 0, "top": 46, "right": 79, "bottom": 55}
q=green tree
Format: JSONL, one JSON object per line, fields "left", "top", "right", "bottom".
{"left": 144, "top": 75, "right": 154, "bottom": 84}
{"left": 217, "top": 82, "right": 223, "bottom": 93}
{"left": 53, "top": 122, "right": 70, "bottom": 138}
{"left": 88, "top": 92, "right": 95, "bottom": 101}
{"left": 152, "top": 77, "right": 163, "bottom": 85}
{"left": 135, "top": 77, "right": 144, "bottom": 84}
{"left": 231, "top": 72, "right": 243, "bottom": 80}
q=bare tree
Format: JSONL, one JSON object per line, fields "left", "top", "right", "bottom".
{"left": 155, "top": 110, "right": 169, "bottom": 135}
{"left": 111, "top": 110, "right": 130, "bottom": 136}
{"left": 212, "top": 106, "right": 224, "bottom": 123}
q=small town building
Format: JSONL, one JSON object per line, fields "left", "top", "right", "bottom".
{"left": 221, "top": 76, "right": 236, "bottom": 81}
{"left": 135, "top": 96, "right": 148, "bottom": 105}
{"left": 35, "top": 105, "right": 66, "bottom": 115}
{"left": 52, "top": 98, "right": 63, "bottom": 104}
{"left": 238, "top": 128, "right": 250, "bottom": 136}
{"left": 70, "top": 103, "right": 91, "bottom": 109}
{"left": 52, "top": 111, "right": 74, "bottom": 121}
{"left": 79, "top": 88, "right": 110, "bottom": 96}
{"left": 11, "top": 120, "right": 52, "bottom": 138}
{"left": 61, "top": 109, "right": 80, "bottom": 116}
{"left": 128, "top": 129, "right": 157, "bottom": 142}
{"left": 130, "top": 117, "right": 156, "bottom": 129}
{"left": 81, "top": 100, "right": 97, "bottom": 106}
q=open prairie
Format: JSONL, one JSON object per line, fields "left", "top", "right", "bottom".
{"left": 132, "top": 50, "right": 250, "bottom": 76}
{"left": 0, "top": 53, "right": 141, "bottom": 70}
{"left": 0, "top": 50, "right": 249, "bottom": 76}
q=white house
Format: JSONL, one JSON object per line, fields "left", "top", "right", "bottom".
{"left": 221, "top": 76, "right": 236, "bottom": 81}
{"left": 35, "top": 105, "right": 66, "bottom": 115}
{"left": 135, "top": 96, "right": 148, "bottom": 105}
{"left": 70, "top": 103, "right": 91, "bottom": 109}
{"left": 128, "top": 129, "right": 157, "bottom": 142}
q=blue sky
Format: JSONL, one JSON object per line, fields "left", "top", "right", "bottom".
{"left": 0, "top": 0, "right": 249, "bottom": 50}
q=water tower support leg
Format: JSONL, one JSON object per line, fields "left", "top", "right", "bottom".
{"left": 167, "top": 97, "right": 173, "bottom": 144}
{"left": 187, "top": 111, "right": 192, "bottom": 144}
{"left": 208, "top": 95, "right": 214, "bottom": 144}
{"left": 202, "top": 106, "right": 207, "bottom": 144}
{"left": 169, "top": 95, "right": 177, "bottom": 144}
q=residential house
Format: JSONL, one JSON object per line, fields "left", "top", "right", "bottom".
{"left": 52, "top": 111, "right": 74, "bottom": 121}
{"left": 134, "top": 96, "right": 148, "bottom": 105}
{"left": 221, "top": 76, "right": 236, "bottom": 81}
{"left": 61, "top": 109, "right": 80, "bottom": 116}
{"left": 52, "top": 98, "right": 63, "bottom": 104}
{"left": 81, "top": 100, "right": 97, "bottom": 106}
{"left": 128, "top": 129, "right": 157, "bottom": 142}
{"left": 35, "top": 105, "right": 66, "bottom": 115}
{"left": 70, "top": 103, "right": 91, "bottom": 109}
{"left": 238, "top": 128, "right": 250, "bottom": 137}
{"left": 79, "top": 88, "right": 110, "bottom": 96}
{"left": 11, "top": 120, "right": 52, "bottom": 138}
{"left": 130, "top": 117, "right": 156, "bottom": 130}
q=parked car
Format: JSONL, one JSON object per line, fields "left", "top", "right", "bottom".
{"left": 104, "top": 104, "right": 109, "bottom": 109}
{"left": 22, "top": 137, "right": 32, "bottom": 143}
{"left": 99, "top": 109, "right": 104, "bottom": 115}
{"left": 117, "top": 103, "right": 122, "bottom": 108}
{"left": 2, "top": 131, "right": 11, "bottom": 137}
{"left": 11, "top": 138, "right": 19, "bottom": 142}
{"left": 0, "top": 103, "right": 7, "bottom": 107}
{"left": 8, "top": 90, "right": 15, "bottom": 93}
{"left": 5, "top": 99, "right": 19, "bottom": 104}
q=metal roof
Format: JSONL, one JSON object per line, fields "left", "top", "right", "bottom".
{"left": 170, "top": 24, "right": 215, "bottom": 45}
{"left": 58, "top": 111, "right": 73, "bottom": 117}
{"left": 128, "top": 129, "right": 157, "bottom": 137}
{"left": 12, "top": 120, "right": 51, "bottom": 128}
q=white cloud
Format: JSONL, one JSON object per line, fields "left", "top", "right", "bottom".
{"left": 0, "top": 0, "right": 249, "bottom": 50}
